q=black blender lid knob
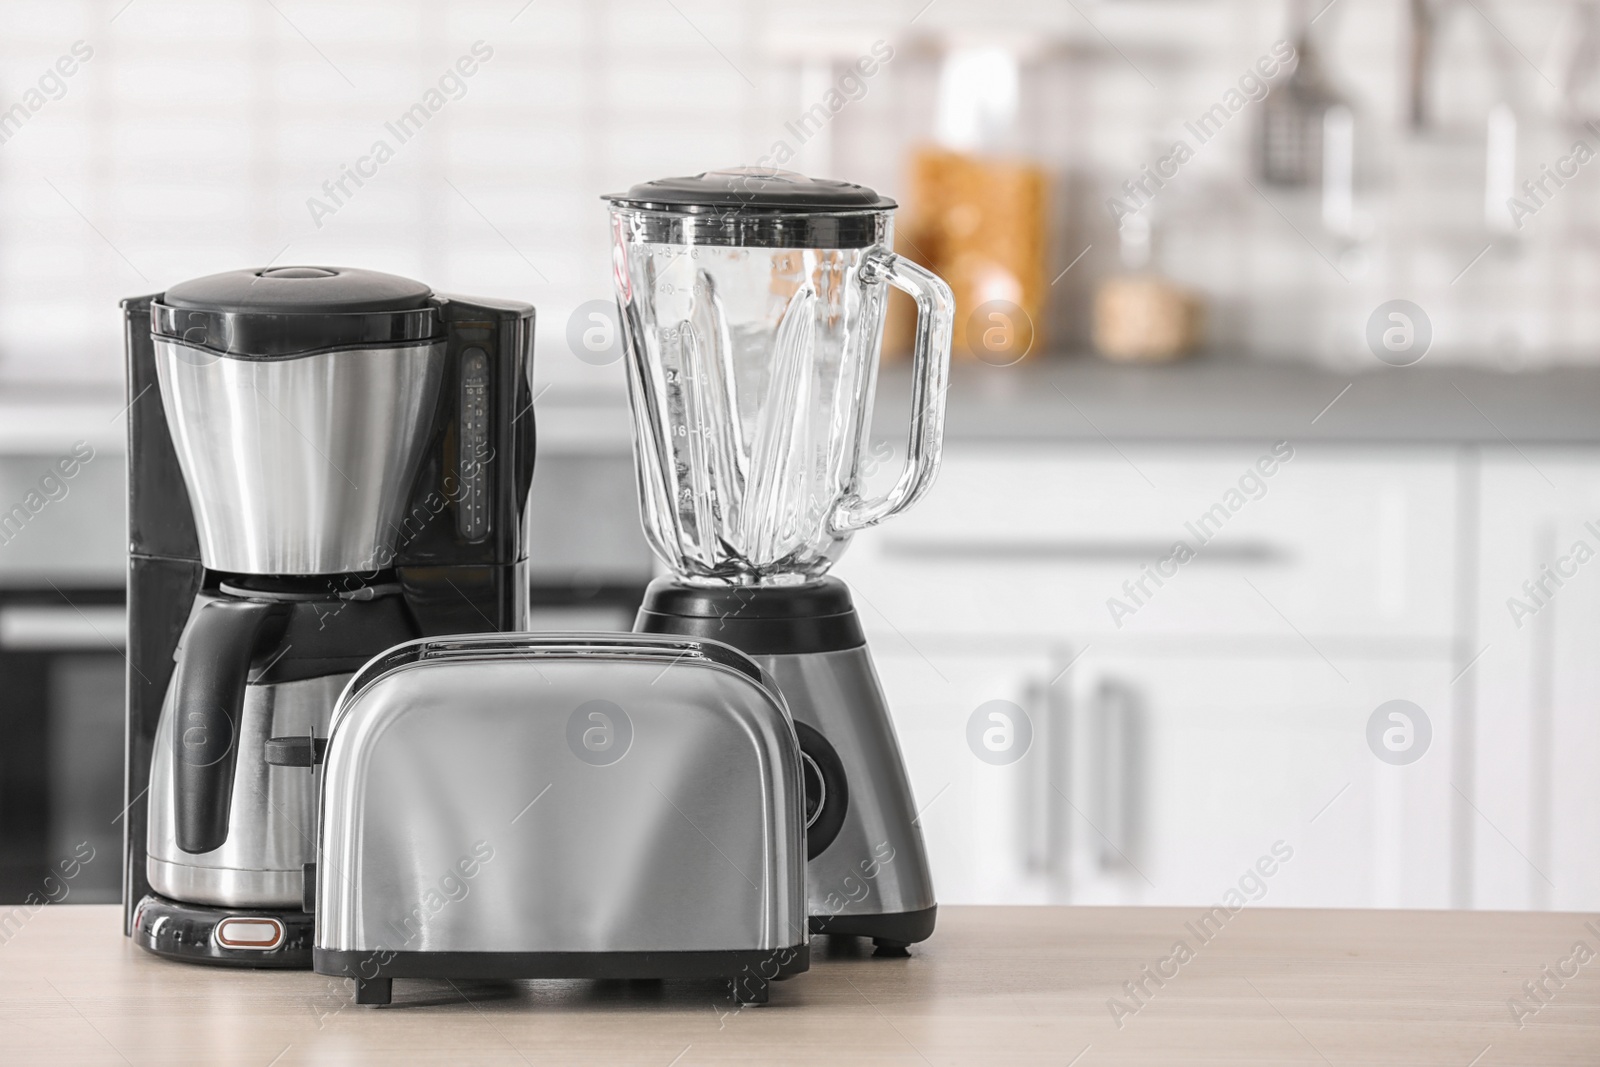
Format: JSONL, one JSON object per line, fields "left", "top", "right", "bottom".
{"left": 603, "top": 167, "right": 898, "bottom": 213}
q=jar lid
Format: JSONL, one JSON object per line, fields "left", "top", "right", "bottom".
{"left": 604, "top": 168, "right": 896, "bottom": 213}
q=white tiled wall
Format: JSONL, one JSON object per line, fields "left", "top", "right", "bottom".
{"left": 0, "top": 0, "right": 1591, "bottom": 387}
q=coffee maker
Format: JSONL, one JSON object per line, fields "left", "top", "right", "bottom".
{"left": 122, "top": 267, "right": 534, "bottom": 967}
{"left": 605, "top": 169, "right": 955, "bottom": 955}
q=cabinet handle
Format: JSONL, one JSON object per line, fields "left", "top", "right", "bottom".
{"left": 1089, "top": 678, "right": 1144, "bottom": 873}
{"left": 880, "top": 538, "right": 1286, "bottom": 563}
{"left": 1019, "top": 656, "right": 1072, "bottom": 879}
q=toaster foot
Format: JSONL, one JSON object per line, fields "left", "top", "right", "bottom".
{"left": 871, "top": 938, "right": 911, "bottom": 958}
{"left": 730, "top": 976, "right": 769, "bottom": 1006}
{"left": 354, "top": 977, "right": 392, "bottom": 1006}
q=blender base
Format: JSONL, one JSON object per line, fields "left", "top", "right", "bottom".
{"left": 637, "top": 577, "right": 938, "bottom": 947}
{"left": 810, "top": 905, "right": 938, "bottom": 945}
{"left": 132, "top": 893, "right": 314, "bottom": 968}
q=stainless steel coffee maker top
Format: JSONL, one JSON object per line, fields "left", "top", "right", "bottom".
{"left": 150, "top": 266, "right": 448, "bottom": 576}
{"left": 154, "top": 340, "right": 445, "bottom": 575}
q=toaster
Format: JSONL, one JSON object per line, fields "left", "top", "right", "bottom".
{"left": 311, "top": 633, "right": 809, "bottom": 1006}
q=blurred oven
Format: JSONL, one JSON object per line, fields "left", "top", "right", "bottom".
{"left": 0, "top": 587, "right": 124, "bottom": 905}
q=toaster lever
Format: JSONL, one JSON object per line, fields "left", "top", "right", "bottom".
{"left": 264, "top": 736, "right": 328, "bottom": 767}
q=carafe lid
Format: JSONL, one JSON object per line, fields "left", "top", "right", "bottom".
{"left": 604, "top": 168, "right": 896, "bottom": 213}
{"left": 152, "top": 266, "right": 441, "bottom": 358}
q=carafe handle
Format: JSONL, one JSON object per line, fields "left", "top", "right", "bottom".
{"left": 831, "top": 247, "right": 954, "bottom": 534}
{"left": 171, "top": 596, "right": 286, "bottom": 854}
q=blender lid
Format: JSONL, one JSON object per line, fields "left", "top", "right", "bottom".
{"left": 152, "top": 266, "right": 441, "bottom": 359}
{"left": 604, "top": 168, "right": 897, "bottom": 213}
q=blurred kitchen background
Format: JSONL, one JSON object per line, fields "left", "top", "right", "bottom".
{"left": 1, "top": 0, "right": 1597, "bottom": 915}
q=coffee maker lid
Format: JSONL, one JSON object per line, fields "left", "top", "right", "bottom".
{"left": 153, "top": 267, "right": 440, "bottom": 358}
{"left": 604, "top": 168, "right": 897, "bottom": 213}
{"left": 162, "top": 266, "right": 434, "bottom": 313}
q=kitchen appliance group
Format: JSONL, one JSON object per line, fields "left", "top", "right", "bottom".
{"left": 122, "top": 169, "right": 954, "bottom": 1007}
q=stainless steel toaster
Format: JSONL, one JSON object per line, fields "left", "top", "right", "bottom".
{"left": 311, "top": 633, "right": 809, "bottom": 1006}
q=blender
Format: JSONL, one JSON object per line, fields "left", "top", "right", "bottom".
{"left": 604, "top": 169, "right": 954, "bottom": 953}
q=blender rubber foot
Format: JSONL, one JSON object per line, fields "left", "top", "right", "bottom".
{"left": 354, "top": 976, "right": 392, "bottom": 1006}
{"left": 872, "top": 938, "right": 912, "bottom": 958}
{"left": 730, "top": 976, "right": 769, "bottom": 1005}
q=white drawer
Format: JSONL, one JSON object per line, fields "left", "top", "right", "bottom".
{"left": 836, "top": 442, "right": 1459, "bottom": 643}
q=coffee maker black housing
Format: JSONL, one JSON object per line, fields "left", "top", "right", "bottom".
{"left": 121, "top": 272, "right": 535, "bottom": 948}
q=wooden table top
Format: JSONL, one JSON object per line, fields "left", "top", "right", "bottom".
{"left": 0, "top": 905, "right": 1595, "bottom": 1065}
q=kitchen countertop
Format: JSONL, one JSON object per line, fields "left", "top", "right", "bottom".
{"left": 0, "top": 389, "right": 129, "bottom": 455}
{"left": 876, "top": 355, "right": 1600, "bottom": 446}
{"left": 1, "top": 905, "right": 1594, "bottom": 1064}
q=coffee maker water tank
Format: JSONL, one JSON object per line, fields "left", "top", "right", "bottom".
{"left": 151, "top": 266, "right": 447, "bottom": 576}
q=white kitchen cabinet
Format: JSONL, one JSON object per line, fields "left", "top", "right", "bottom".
{"left": 874, "top": 645, "right": 1457, "bottom": 909}
{"left": 840, "top": 442, "right": 1459, "bottom": 645}
{"left": 1061, "top": 652, "right": 1456, "bottom": 909}
{"left": 1474, "top": 450, "right": 1600, "bottom": 912}
{"left": 843, "top": 439, "right": 1599, "bottom": 911}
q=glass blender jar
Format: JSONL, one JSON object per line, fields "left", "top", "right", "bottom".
{"left": 606, "top": 169, "right": 954, "bottom": 953}
{"left": 605, "top": 168, "right": 954, "bottom": 585}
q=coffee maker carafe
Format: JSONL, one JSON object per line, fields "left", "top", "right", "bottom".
{"left": 605, "top": 169, "right": 954, "bottom": 954}
{"left": 122, "top": 267, "right": 535, "bottom": 967}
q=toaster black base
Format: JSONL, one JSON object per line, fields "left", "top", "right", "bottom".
{"left": 314, "top": 945, "right": 809, "bottom": 1007}
{"left": 133, "top": 894, "right": 313, "bottom": 968}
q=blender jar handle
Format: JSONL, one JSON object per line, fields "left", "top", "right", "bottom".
{"left": 831, "top": 246, "right": 955, "bottom": 534}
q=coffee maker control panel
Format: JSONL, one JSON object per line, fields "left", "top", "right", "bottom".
{"left": 458, "top": 346, "right": 490, "bottom": 542}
